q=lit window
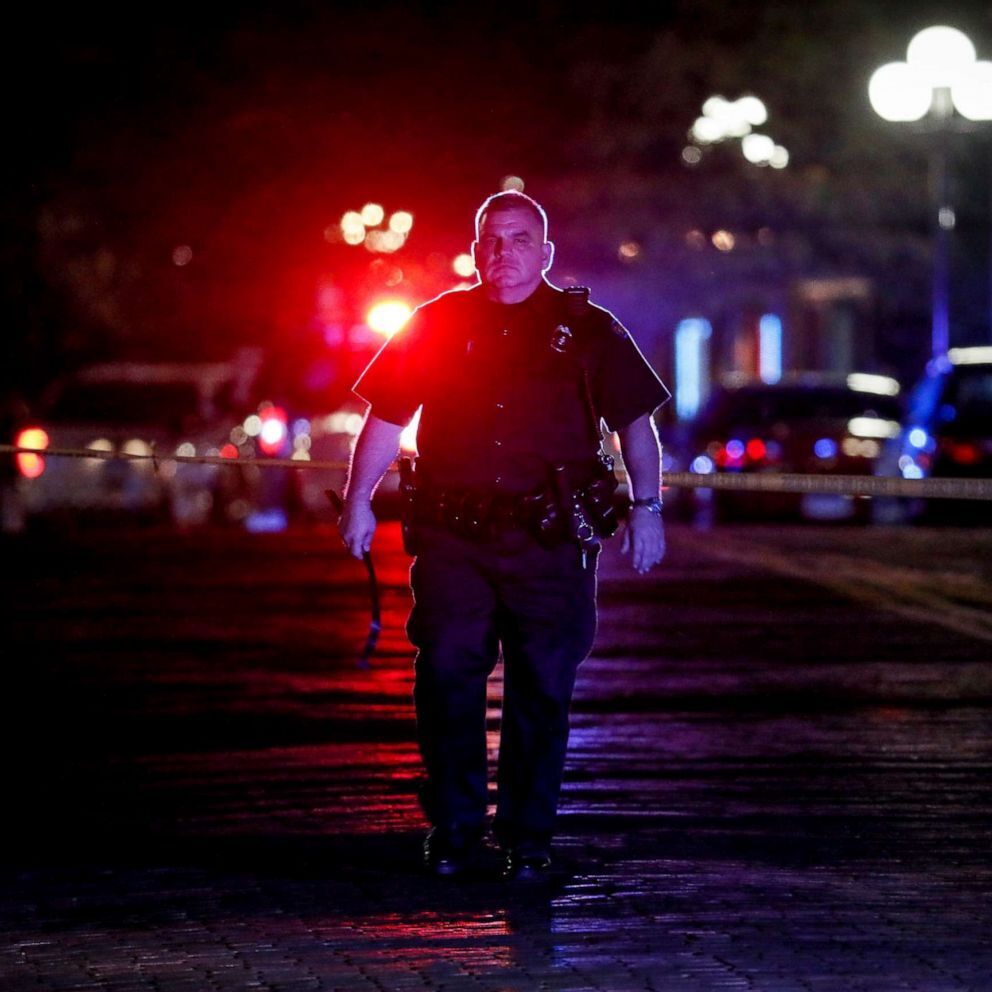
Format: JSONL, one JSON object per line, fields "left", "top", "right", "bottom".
{"left": 675, "top": 318, "right": 712, "bottom": 420}
{"left": 759, "top": 314, "right": 782, "bottom": 384}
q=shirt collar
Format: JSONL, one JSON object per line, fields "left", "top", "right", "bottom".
{"left": 475, "top": 278, "right": 560, "bottom": 314}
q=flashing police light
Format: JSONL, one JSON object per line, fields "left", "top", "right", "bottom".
{"left": 367, "top": 301, "right": 413, "bottom": 337}
{"left": 258, "top": 404, "right": 289, "bottom": 455}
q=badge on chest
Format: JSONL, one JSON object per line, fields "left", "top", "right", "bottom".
{"left": 551, "top": 324, "right": 572, "bottom": 353}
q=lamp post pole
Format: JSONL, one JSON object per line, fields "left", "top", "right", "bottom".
{"left": 929, "top": 92, "right": 953, "bottom": 360}
{"left": 929, "top": 145, "right": 951, "bottom": 359}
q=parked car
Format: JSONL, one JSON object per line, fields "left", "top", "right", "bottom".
{"left": 676, "top": 373, "right": 904, "bottom": 522}
{"left": 213, "top": 394, "right": 416, "bottom": 529}
{"left": 13, "top": 361, "right": 258, "bottom": 528}
{"left": 289, "top": 403, "right": 363, "bottom": 521}
{"left": 292, "top": 402, "right": 413, "bottom": 521}
{"left": 874, "top": 346, "right": 992, "bottom": 524}
{"left": 226, "top": 398, "right": 308, "bottom": 532}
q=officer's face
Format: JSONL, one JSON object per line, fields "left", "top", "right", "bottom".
{"left": 473, "top": 207, "right": 553, "bottom": 302}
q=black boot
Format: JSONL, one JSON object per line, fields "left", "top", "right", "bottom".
{"left": 422, "top": 825, "right": 483, "bottom": 877}
{"left": 503, "top": 839, "right": 553, "bottom": 881}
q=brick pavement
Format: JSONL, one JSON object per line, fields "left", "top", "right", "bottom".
{"left": 2, "top": 524, "right": 991, "bottom": 991}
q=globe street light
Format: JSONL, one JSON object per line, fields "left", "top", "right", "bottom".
{"left": 869, "top": 26, "right": 992, "bottom": 360}
{"left": 685, "top": 94, "right": 789, "bottom": 168}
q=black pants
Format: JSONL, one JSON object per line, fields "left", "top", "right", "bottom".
{"left": 407, "top": 525, "right": 598, "bottom": 847}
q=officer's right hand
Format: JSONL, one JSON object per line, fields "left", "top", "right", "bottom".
{"left": 339, "top": 498, "right": 376, "bottom": 559}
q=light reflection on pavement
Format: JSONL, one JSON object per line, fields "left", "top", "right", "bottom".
{"left": 2, "top": 522, "right": 991, "bottom": 991}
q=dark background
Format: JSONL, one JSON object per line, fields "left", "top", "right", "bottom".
{"left": 3, "top": 0, "right": 992, "bottom": 407}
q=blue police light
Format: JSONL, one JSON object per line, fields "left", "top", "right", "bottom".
{"left": 814, "top": 438, "right": 838, "bottom": 459}
{"left": 691, "top": 454, "right": 715, "bottom": 474}
{"left": 908, "top": 427, "right": 929, "bottom": 449}
{"left": 725, "top": 439, "right": 746, "bottom": 460}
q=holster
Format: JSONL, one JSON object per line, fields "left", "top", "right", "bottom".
{"left": 521, "top": 454, "right": 620, "bottom": 549}
{"left": 580, "top": 452, "right": 620, "bottom": 539}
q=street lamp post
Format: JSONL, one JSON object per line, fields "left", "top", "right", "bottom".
{"left": 869, "top": 26, "right": 992, "bottom": 361}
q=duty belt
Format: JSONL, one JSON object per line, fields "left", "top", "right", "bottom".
{"left": 413, "top": 486, "right": 534, "bottom": 540}
{"left": 407, "top": 458, "right": 620, "bottom": 549}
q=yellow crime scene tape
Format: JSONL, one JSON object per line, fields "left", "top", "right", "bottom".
{"left": 3, "top": 444, "right": 992, "bottom": 502}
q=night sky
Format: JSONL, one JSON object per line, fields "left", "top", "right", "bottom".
{"left": 4, "top": 0, "right": 992, "bottom": 402}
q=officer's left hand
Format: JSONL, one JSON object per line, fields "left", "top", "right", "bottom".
{"left": 621, "top": 507, "right": 666, "bottom": 574}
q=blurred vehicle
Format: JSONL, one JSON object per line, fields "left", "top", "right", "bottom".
{"left": 230, "top": 399, "right": 308, "bottom": 532}
{"left": 219, "top": 395, "right": 412, "bottom": 529}
{"left": 675, "top": 373, "right": 904, "bottom": 523}
{"left": 13, "top": 361, "right": 259, "bottom": 528}
{"left": 874, "top": 347, "right": 992, "bottom": 524}
{"left": 290, "top": 402, "right": 413, "bottom": 521}
{"left": 1, "top": 392, "right": 31, "bottom": 533}
{"left": 292, "top": 403, "right": 364, "bottom": 520}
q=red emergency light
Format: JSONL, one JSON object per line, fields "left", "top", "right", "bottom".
{"left": 15, "top": 427, "right": 48, "bottom": 478}
{"left": 257, "top": 404, "right": 288, "bottom": 456}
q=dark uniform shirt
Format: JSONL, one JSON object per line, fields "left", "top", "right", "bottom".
{"left": 353, "top": 280, "right": 669, "bottom": 495}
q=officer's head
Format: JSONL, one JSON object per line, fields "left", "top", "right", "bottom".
{"left": 473, "top": 191, "right": 554, "bottom": 303}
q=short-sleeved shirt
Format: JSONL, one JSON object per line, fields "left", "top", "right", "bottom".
{"left": 353, "top": 280, "right": 669, "bottom": 494}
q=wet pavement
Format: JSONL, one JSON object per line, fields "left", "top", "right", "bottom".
{"left": 2, "top": 522, "right": 991, "bottom": 991}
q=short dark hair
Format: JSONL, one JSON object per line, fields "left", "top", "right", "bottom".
{"left": 474, "top": 191, "right": 549, "bottom": 241}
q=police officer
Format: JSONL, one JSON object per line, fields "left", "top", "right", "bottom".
{"left": 340, "top": 191, "right": 669, "bottom": 879}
